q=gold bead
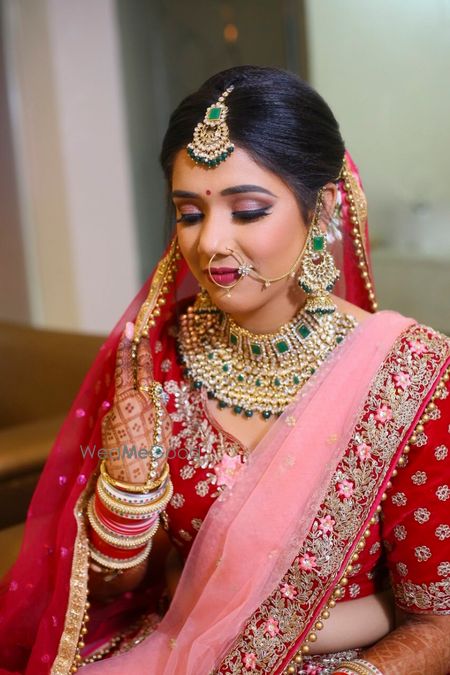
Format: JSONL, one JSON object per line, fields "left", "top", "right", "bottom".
{"left": 321, "top": 609, "right": 330, "bottom": 619}
{"left": 301, "top": 644, "right": 310, "bottom": 654}
{"left": 346, "top": 564, "right": 354, "bottom": 574}
{"left": 427, "top": 402, "right": 436, "bottom": 411}
{"left": 392, "top": 469, "right": 398, "bottom": 477}
{"left": 386, "top": 481, "right": 392, "bottom": 490}
{"left": 381, "top": 492, "right": 387, "bottom": 501}
{"left": 364, "top": 528, "right": 371, "bottom": 538}
{"left": 397, "top": 456, "right": 406, "bottom": 466}
{"left": 328, "top": 599, "right": 336, "bottom": 608}
{"left": 340, "top": 577, "right": 349, "bottom": 586}
{"left": 315, "top": 621, "right": 324, "bottom": 630}
{"left": 376, "top": 504, "right": 382, "bottom": 512}
{"left": 403, "top": 444, "right": 410, "bottom": 454}
{"left": 308, "top": 632, "right": 318, "bottom": 642}
{"left": 294, "top": 653, "right": 303, "bottom": 664}
{"left": 415, "top": 423, "right": 424, "bottom": 434}
{"left": 352, "top": 552, "right": 359, "bottom": 562}
{"left": 287, "top": 666, "right": 296, "bottom": 674}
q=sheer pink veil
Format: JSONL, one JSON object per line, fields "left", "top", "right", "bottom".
{"left": 0, "top": 151, "right": 378, "bottom": 674}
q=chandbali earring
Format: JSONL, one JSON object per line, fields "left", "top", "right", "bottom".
{"left": 297, "top": 188, "right": 340, "bottom": 314}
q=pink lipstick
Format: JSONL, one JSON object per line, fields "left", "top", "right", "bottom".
{"left": 207, "top": 267, "right": 240, "bottom": 286}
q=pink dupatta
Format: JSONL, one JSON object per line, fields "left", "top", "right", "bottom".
{"left": 81, "top": 310, "right": 414, "bottom": 674}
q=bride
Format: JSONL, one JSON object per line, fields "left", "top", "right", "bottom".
{"left": 0, "top": 66, "right": 449, "bottom": 675}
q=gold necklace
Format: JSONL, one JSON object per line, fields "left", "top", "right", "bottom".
{"left": 177, "top": 294, "right": 358, "bottom": 420}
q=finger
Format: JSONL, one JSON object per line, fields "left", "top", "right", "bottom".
{"left": 114, "top": 322, "right": 135, "bottom": 394}
{"left": 136, "top": 334, "right": 154, "bottom": 391}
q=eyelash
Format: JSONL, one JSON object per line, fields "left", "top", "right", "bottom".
{"left": 176, "top": 208, "right": 271, "bottom": 224}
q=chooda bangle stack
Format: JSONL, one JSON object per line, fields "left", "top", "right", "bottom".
{"left": 87, "top": 462, "right": 173, "bottom": 570}
{"left": 333, "top": 659, "right": 384, "bottom": 675}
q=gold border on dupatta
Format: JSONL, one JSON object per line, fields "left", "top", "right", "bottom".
{"left": 51, "top": 489, "right": 91, "bottom": 675}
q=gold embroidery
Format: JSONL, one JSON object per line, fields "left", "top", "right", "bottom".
{"left": 216, "top": 325, "right": 450, "bottom": 673}
{"left": 394, "top": 579, "right": 450, "bottom": 614}
{"left": 51, "top": 491, "right": 90, "bottom": 674}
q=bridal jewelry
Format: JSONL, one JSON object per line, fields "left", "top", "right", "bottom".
{"left": 187, "top": 86, "right": 235, "bottom": 167}
{"left": 178, "top": 293, "right": 357, "bottom": 419}
{"left": 298, "top": 188, "right": 340, "bottom": 314}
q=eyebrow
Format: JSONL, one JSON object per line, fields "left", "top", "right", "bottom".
{"left": 171, "top": 184, "right": 277, "bottom": 198}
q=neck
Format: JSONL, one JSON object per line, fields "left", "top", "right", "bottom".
{"left": 225, "top": 293, "right": 308, "bottom": 335}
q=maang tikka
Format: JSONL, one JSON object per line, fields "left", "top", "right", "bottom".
{"left": 187, "top": 86, "right": 235, "bottom": 167}
{"left": 297, "top": 188, "right": 340, "bottom": 314}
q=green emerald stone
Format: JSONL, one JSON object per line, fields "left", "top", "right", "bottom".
{"left": 293, "top": 375, "right": 300, "bottom": 385}
{"left": 207, "top": 106, "right": 221, "bottom": 121}
{"left": 234, "top": 405, "right": 243, "bottom": 414}
{"left": 207, "top": 352, "right": 214, "bottom": 360}
{"left": 297, "top": 323, "right": 311, "bottom": 339}
{"left": 255, "top": 379, "right": 262, "bottom": 387}
{"left": 275, "top": 340, "right": 289, "bottom": 354}
{"left": 262, "top": 411, "right": 272, "bottom": 419}
{"left": 237, "top": 374, "right": 245, "bottom": 382}
{"left": 336, "top": 335, "right": 343, "bottom": 343}
{"left": 218, "top": 400, "right": 227, "bottom": 409}
{"left": 274, "top": 377, "right": 281, "bottom": 387}
{"left": 222, "top": 364, "right": 229, "bottom": 372}
{"left": 245, "top": 410, "right": 254, "bottom": 418}
{"left": 151, "top": 445, "right": 164, "bottom": 459}
{"left": 312, "top": 235, "right": 324, "bottom": 252}
{"left": 251, "top": 343, "right": 262, "bottom": 356}
{"left": 229, "top": 332, "right": 238, "bottom": 346}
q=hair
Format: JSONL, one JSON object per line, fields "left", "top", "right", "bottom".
{"left": 159, "top": 65, "right": 345, "bottom": 221}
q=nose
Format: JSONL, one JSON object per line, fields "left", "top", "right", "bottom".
{"left": 196, "top": 213, "right": 233, "bottom": 264}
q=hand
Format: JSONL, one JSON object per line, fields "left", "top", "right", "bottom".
{"left": 101, "top": 322, "right": 171, "bottom": 485}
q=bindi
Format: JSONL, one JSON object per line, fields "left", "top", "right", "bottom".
{"left": 206, "top": 190, "right": 211, "bottom": 196}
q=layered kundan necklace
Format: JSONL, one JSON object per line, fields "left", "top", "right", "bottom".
{"left": 177, "top": 293, "right": 358, "bottom": 420}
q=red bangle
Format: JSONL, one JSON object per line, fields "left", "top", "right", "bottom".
{"left": 89, "top": 529, "right": 147, "bottom": 558}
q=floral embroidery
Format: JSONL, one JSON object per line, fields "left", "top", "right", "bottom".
{"left": 437, "top": 562, "right": 450, "bottom": 577}
{"left": 280, "top": 583, "right": 298, "bottom": 599}
{"left": 394, "top": 579, "right": 450, "bottom": 613}
{"left": 375, "top": 404, "right": 393, "bottom": 424}
{"left": 391, "top": 492, "right": 407, "bottom": 506}
{"left": 356, "top": 442, "right": 371, "bottom": 461}
{"left": 170, "top": 493, "right": 185, "bottom": 509}
{"left": 394, "top": 525, "right": 407, "bottom": 541}
{"left": 349, "top": 583, "right": 361, "bottom": 598}
{"left": 394, "top": 372, "right": 411, "bottom": 390}
{"left": 397, "top": 562, "right": 408, "bottom": 577}
{"left": 337, "top": 479, "right": 354, "bottom": 500}
{"left": 411, "top": 471, "right": 427, "bottom": 485}
{"left": 299, "top": 553, "right": 317, "bottom": 571}
{"left": 414, "top": 508, "right": 431, "bottom": 524}
{"left": 263, "top": 617, "right": 280, "bottom": 637}
{"left": 435, "top": 524, "right": 450, "bottom": 541}
{"left": 318, "top": 515, "right": 335, "bottom": 535}
{"left": 435, "top": 445, "right": 448, "bottom": 461}
{"left": 414, "top": 546, "right": 432, "bottom": 562}
{"left": 436, "top": 485, "right": 450, "bottom": 501}
{"left": 243, "top": 652, "right": 257, "bottom": 670}
{"left": 191, "top": 518, "right": 203, "bottom": 531}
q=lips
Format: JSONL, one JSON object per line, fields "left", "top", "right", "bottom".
{"left": 206, "top": 267, "right": 240, "bottom": 286}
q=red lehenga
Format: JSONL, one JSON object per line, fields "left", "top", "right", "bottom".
{"left": 0, "top": 154, "right": 449, "bottom": 675}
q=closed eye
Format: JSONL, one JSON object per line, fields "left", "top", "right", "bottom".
{"left": 176, "top": 208, "right": 271, "bottom": 225}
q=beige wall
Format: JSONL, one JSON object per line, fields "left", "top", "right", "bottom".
{"left": 305, "top": 0, "right": 450, "bottom": 251}
{"left": 2, "top": 0, "right": 139, "bottom": 334}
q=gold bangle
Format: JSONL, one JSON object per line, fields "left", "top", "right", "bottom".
{"left": 89, "top": 540, "right": 152, "bottom": 570}
{"left": 100, "top": 460, "right": 170, "bottom": 494}
{"left": 87, "top": 495, "right": 160, "bottom": 549}
{"left": 339, "top": 662, "right": 381, "bottom": 675}
{"left": 96, "top": 477, "right": 173, "bottom": 518}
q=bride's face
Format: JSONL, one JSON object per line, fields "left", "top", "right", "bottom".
{"left": 172, "top": 146, "right": 334, "bottom": 331}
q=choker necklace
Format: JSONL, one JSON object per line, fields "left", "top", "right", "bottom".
{"left": 177, "top": 294, "right": 358, "bottom": 420}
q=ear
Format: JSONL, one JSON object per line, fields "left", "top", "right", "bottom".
{"left": 318, "top": 183, "right": 338, "bottom": 233}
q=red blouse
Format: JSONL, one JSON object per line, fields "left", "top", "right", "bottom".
{"left": 154, "top": 325, "right": 450, "bottom": 616}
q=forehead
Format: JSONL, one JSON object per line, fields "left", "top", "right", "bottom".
{"left": 171, "top": 146, "right": 286, "bottom": 195}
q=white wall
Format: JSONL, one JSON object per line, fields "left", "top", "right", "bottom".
{"left": 305, "top": 0, "right": 450, "bottom": 250}
{"left": 2, "top": 0, "right": 139, "bottom": 334}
